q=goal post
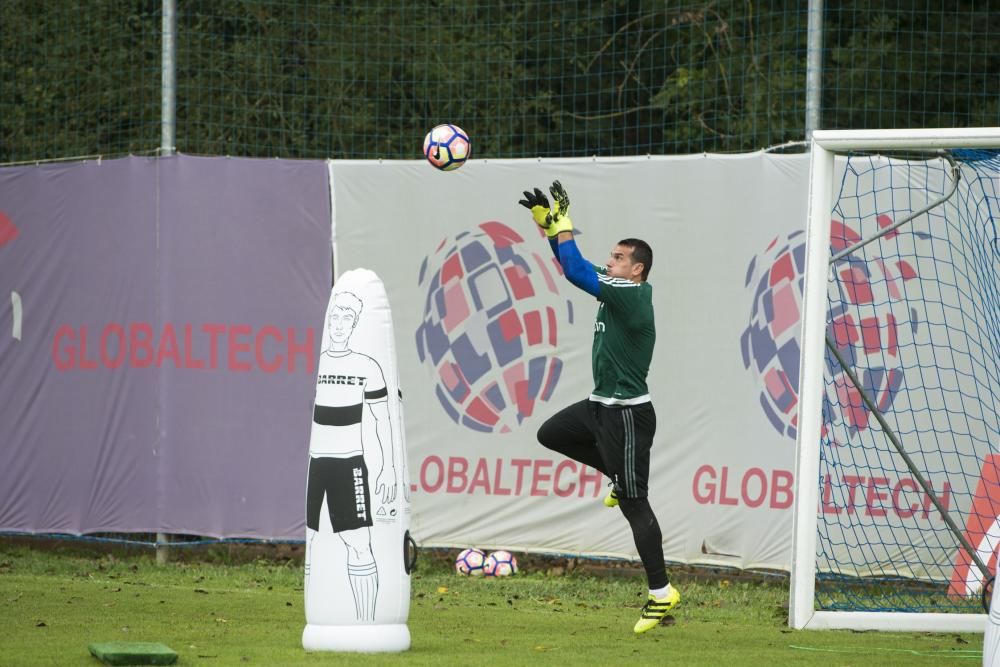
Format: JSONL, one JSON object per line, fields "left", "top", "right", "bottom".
{"left": 790, "top": 128, "right": 1000, "bottom": 632}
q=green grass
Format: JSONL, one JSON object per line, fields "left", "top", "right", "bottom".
{"left": 0, "top": 542, "right": 983, "bottom": 666}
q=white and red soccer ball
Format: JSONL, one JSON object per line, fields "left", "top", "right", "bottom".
{"left": 484, "top": 550, "right": 518, "bottom": 577}
{"left": 455, "top": 548, "right": 486, "bottom": 576}
{"left": 455, "top": 548, "right": 518, "bottom": 576}
{"left": 423, "top": 124, "right": 471, "bottom": 171}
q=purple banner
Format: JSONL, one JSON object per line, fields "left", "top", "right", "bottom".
{"left": 0, "top": 155, "right": 331, "bottom": 539}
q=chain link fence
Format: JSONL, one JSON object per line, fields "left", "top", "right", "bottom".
{"left": 2, "top": 1, "right": 998, "bottom": 163}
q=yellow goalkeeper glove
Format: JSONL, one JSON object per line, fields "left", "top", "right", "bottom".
{"left": 519, "top": 187, "right": 554, "bottom": 229}
{"left": 519, "top": 181, "right": 573, "bottom": 238}
{"left": 547, "top": 180, "right": 573, "bottom": 237}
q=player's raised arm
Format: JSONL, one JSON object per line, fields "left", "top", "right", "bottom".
{"left": 519, "top": 180, "right": 599, "bottom": 297}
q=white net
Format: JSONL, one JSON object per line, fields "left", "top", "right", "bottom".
{"left": 817, "top": 150, "right": 1000, "bottom": 613}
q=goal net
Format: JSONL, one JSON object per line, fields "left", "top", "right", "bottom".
{"left": 790, "top": 129, "right": 1000, "bottom": 632}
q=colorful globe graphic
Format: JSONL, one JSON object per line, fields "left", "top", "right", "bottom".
{"left": 415, "top": 221, "right": 571, "bottom": 433}
{"left": 740, "top": 216, "right": 921, "bottom": 441}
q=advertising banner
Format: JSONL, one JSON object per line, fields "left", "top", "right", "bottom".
{"left": 0, "top": 156, "right": 331, "bottom": 538}
{"left": 2, "top": 152, "right": 982, "bottom": 575}
{"left": 330, "top": 154, "right": 815, "bottom": 569}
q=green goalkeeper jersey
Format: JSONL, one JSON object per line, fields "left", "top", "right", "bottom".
{"left": 590, "top": 266, "right": 655, "bottom": 405}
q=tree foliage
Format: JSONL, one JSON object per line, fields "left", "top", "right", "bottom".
{"left": 2, "top": 0, "right": 998, "bottom": 163}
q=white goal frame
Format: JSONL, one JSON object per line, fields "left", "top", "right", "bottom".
{"left": 789, "top": 127, "right": 1000, "bottom": 632}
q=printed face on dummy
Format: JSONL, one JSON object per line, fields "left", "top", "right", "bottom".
{"left": 328, "top": 307, "right": 357, "bottom": 345}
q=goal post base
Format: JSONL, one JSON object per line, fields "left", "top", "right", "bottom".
{"left": 795, "top": 611, "right": 986, "bottom": 633}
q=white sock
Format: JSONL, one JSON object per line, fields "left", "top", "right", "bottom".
{"left": 649, "top": 584, "right": 670, "bottom": 599}
{"left": 348, "top": 560, "right": 379, "bottom": 621}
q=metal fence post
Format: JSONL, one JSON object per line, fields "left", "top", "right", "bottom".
{"left": 156, "top": 0, "right": 177, "bottom": 565}
{"left": 805, "top": 0, "right": 824, "bottom": 141}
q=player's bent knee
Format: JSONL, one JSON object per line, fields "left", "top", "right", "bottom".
{"left": 536, "top": 421, "right": 558, "bottom": 450}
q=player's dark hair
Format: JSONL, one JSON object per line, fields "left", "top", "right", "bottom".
{"left": 619, "top": 238, "right": 653, "bottom": 281}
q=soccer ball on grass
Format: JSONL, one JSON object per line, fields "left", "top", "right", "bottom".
{"left": 484, "top": 550, "right": 518, "bottom": 577}
{"left": 454, "top": 548, "right": 486, "bottom": 576}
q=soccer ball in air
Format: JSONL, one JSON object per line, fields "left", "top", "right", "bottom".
{"left": 423, "top": 124, "right": 471, "bottom": 171}
{"left": 455, "top": 548, "right": 487, "bottom": 576}
{"left": 484, "top": 550, "right": 518, "bottom": 577}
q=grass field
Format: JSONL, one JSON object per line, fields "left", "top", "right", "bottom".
{"left": 0, "top": 540, "right": 984, "bottom": 666}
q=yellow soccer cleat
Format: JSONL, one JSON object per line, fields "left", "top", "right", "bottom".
{"left": 633, "top": 585, "right": 681, "bottom": 634}
{"left": 603, "top": 487, "right": 619, "bottom": 508}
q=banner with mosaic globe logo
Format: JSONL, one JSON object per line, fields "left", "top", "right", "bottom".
{"left": 330, "top": 155, "right": 815, "bottom": 568}
{"left": 414, "top": 221, "right": 568, "bottom": 433}
{"left": 740, "top": 216, "right": 923, "bottom": 444}
{"left": 736, "top": 156, "right": 992, "bottom": 583}
{"left": 329, "top": 154, "right": 990, "bottom": 573}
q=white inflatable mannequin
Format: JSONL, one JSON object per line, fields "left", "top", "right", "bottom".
{"left": 302, "top": 269, "right": 413, "bottom": 652}
{"left": 986, "top": 568, "right": 1000, "bottom": 667}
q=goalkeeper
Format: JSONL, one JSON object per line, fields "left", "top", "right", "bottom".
{"left": 518, "top": 181, "right": 678, "bottom": 635}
